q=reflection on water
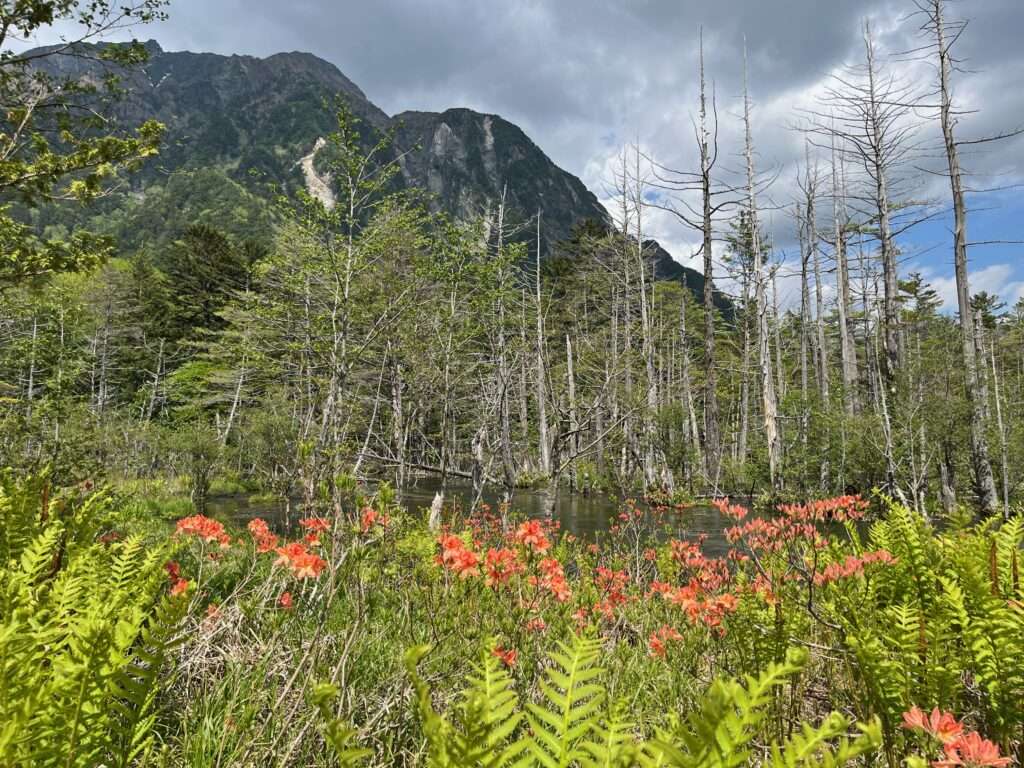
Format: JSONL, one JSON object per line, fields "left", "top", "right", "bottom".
{"left": 207, "top": 477, "right": 740, "bottom": 556}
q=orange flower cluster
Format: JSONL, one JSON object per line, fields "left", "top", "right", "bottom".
{"left": 725, "top": 516, "right": 822, "bottom": 554}
{"left": 247, "top": 518, "right": 279, "bottom": 553}
{"left": 360, "top": 506, "right": 390, "bottom": 533}
{"left": 484, "top": 547, "right": 523, "bottom": 587}
{"left": 711, "top": 497, "right": 749, "bottom": 520}
{"left": 935, "top": 732, "right": 1013, "bottom": 768}
{"left": 175, "top": 515, "right": 231, "bottom": 548}
{"left": 593, "top": 566, "right": 629, "bottom": 619}
{"left": 648, "top": 624, "right": 684, "bottom": 658}
{"left": 814, "top": 549, "right": 896, "bottom": 586}
{"left": 650, "top": 580, "right": 738, "bottom": 630}
{"left": 669, "top": 538, "right": 707, "bottom": 568}
{"left": 438, "top": 534, "right": 481, "bottom": 578}
{"left": 525, "top": 617, "right": 547, "bottom": 633}
{"left": 273, "top": 541, "right": 327, "bottom": 579}
{"left": 903, "top": 707, "right": 1011, "bottom": 767}
{"left": 531, "top": 557, "right": 572, "bottom": 602}
{"left": 170, "top": 578, "right": 189, "bottom": 597}
{"left": 300, "top": 516, "right": 331, "bottom": 533}
{"left": 778, "top": 494, "right": 868, "bottom": 522}
{"left": 514, "top": 520, "right": 551, "bottom": 553}
{"left": 492, "top": 645, "right": 518, "bottom": 667}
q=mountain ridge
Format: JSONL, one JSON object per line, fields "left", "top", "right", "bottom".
{"left": 30, "top": 39, "right": 728, "bottom": 309}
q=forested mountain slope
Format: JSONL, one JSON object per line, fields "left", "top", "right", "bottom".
{"left": 28, "top": 40, "right": 722, "bottom": 304}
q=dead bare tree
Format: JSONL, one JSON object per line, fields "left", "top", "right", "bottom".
{"left": 907, "top": 0, "right": 1018, "bottom": 515}
{"left": 646, "top": 30, "right": 745, "bottom": 489}
{"left": 742, "top": 43, "right": 782, "bottom": 490}
{"left": 805, "top": 21, "right": 923, "bottom": 395}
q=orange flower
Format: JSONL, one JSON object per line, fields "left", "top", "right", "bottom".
{"left": 176, "top": 514, "right": 229, "bottom": 545}
{"left": 170, "top": 578, "right": 189, "bottom": 597}
{"left": 278, "top": 591, "right": 294, "bottom": 610}
{"left": 485, "top": 547, "right": 523, "bottom": 587}
{"left": 492, "top": 645, "right": 518, "bottom": 667}
{"left": 437, "top": 534, "right": 481, "bottom": 578}
{"left": 532, "top": 557, "right": 571, "bottom": 601}
{"left": 902, "top": 707, "right": 965, "bottom": 745}
{"left": 711, "top": 497, "right": 749, "bottom": 520}
{"left": 290, "top": 551, "right": 328, "bottom": 579}
{"left": 934, "top": 733, "right": 1012, "bottom": 767}
{"left": 525, "top": 617, "right": 547, "bottom": 633}
{"left": 164, "top": 560, "right": 181, "bottom": 581}
{"left": 514, "top": 520, "right": 551, "bottom": 553}
{"left": 648, "top": 625, "right": 684, "bottom": 658}
{"left": 360, "top": 506, "right": 391, "bottom": 533}
{"left": 274, "top": 541, "right": 309, "bottom": 568}
{"left": 247, "top": 518, "right": 279, "bottom": 552}
{"left": 299, "top": 516, "right": 331, "bottom": 533}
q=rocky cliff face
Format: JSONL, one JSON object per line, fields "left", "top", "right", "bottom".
{"left": 392, "top": 108, "right": 607, "bottom": 246}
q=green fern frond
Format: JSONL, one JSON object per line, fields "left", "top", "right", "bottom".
{"left": 526, "top": 635, "right": 605, "bottom": 768}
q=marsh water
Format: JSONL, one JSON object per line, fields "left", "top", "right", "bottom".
{"left": 207, "top": 477, "right": 738, "bottom": 555}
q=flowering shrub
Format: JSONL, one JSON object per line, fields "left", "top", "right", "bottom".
{"left": 903, "top": 707, "right": 1013, "bottom": 767}
{"left": 20, "top": 478, "right": 1019, "bottom": 767}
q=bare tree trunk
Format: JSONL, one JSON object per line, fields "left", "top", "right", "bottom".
{"left": 390, "top": 343, "right": 406, "bottom": 490}
{"left": 989, "top": 341, "right": 1010, "bottom": 518}
{"left": 698, "top": 36, "right": 721, "bottom": 486}
{"left": 832, "top": 139, "right": 859, "bottom": 415}
{"left": 679, "top": 299, "right": 703, "bottom": 471}
{"left": 928, "top": 0, "right": 998, "bottom": 515}
{"left": 863, "top": 24, "right": 901, "bottom": 392}
{"left": 221, "top": 362, "right": 246, "bottom": 447}
{"left": 144, "top": 337, "right": 165, "bottom": 423}
{"left": 771, "top": 270, "right": 785, "bottom": 403}
{"left": 743, "top": 48, "right": 782, "bottom": 489}
{"left": 534, "top": 213, "right": 551, "bottom": 477}
{"left": 632, "top": 147, "right": 660, "bottom": 491}
{"left": 518, "top": 288, "right": 531, "bottom": 466}
{"left": 737, "top": 269, "right": 751, "bottom": 463}
{"left": 798, "top": 207, "right": 810, "bottom": 448}
{"left": 495, "top": 196, "right": 516, "bottom": 499}
{"left": 807, "top": 155, "right": 829, "bottom": 403}
{"left": 566, "top": 334, "right": 579, "bottom": 491}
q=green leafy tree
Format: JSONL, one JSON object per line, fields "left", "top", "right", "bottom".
{"left": 0, "top": 0, "right": 168, "bottom": 288}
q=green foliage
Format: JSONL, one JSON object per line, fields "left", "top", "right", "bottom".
{"left": 0, "top": 1, "right": 168, "bottom": 288}
{"left": 313, "top": 682, "right": 374, "bottom": 767}
{"left": 0, "top": 472, "right": 186, "bottom": 767}
{"left": 837, "top": 499, "right": 1024, "bottom": 749}
{"left": 405, "top": 640, "right": 880, "bottom": 768}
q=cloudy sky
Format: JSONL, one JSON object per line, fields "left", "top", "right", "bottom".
{"left": 30, "top": 0, "right": 1024, "bottom": 310}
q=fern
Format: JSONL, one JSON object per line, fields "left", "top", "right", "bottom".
{"left": 766, "top": 714, "right": 881, "bottom": 768}
{"left": 651, "top": 647, "right": 807, "bottom": 768}
{"left": 579, "top": 703, "right": 634, "bottom": 768}
{"left": 0, "top": 475, "right": 184, "bottom": 768}
{"left": 402, "top": 639, "right": 878, "bottom": 768}
{"left": 526, "top": 636, "right": 605, "bottom": 768}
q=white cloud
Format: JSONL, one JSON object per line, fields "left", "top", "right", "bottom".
{"left": 917, "top": 263, "right": 1024, "bottom": 312}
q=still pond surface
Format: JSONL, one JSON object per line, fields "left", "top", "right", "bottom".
{"left": 207, "top": 477, "right": 738, "bottom": 555}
